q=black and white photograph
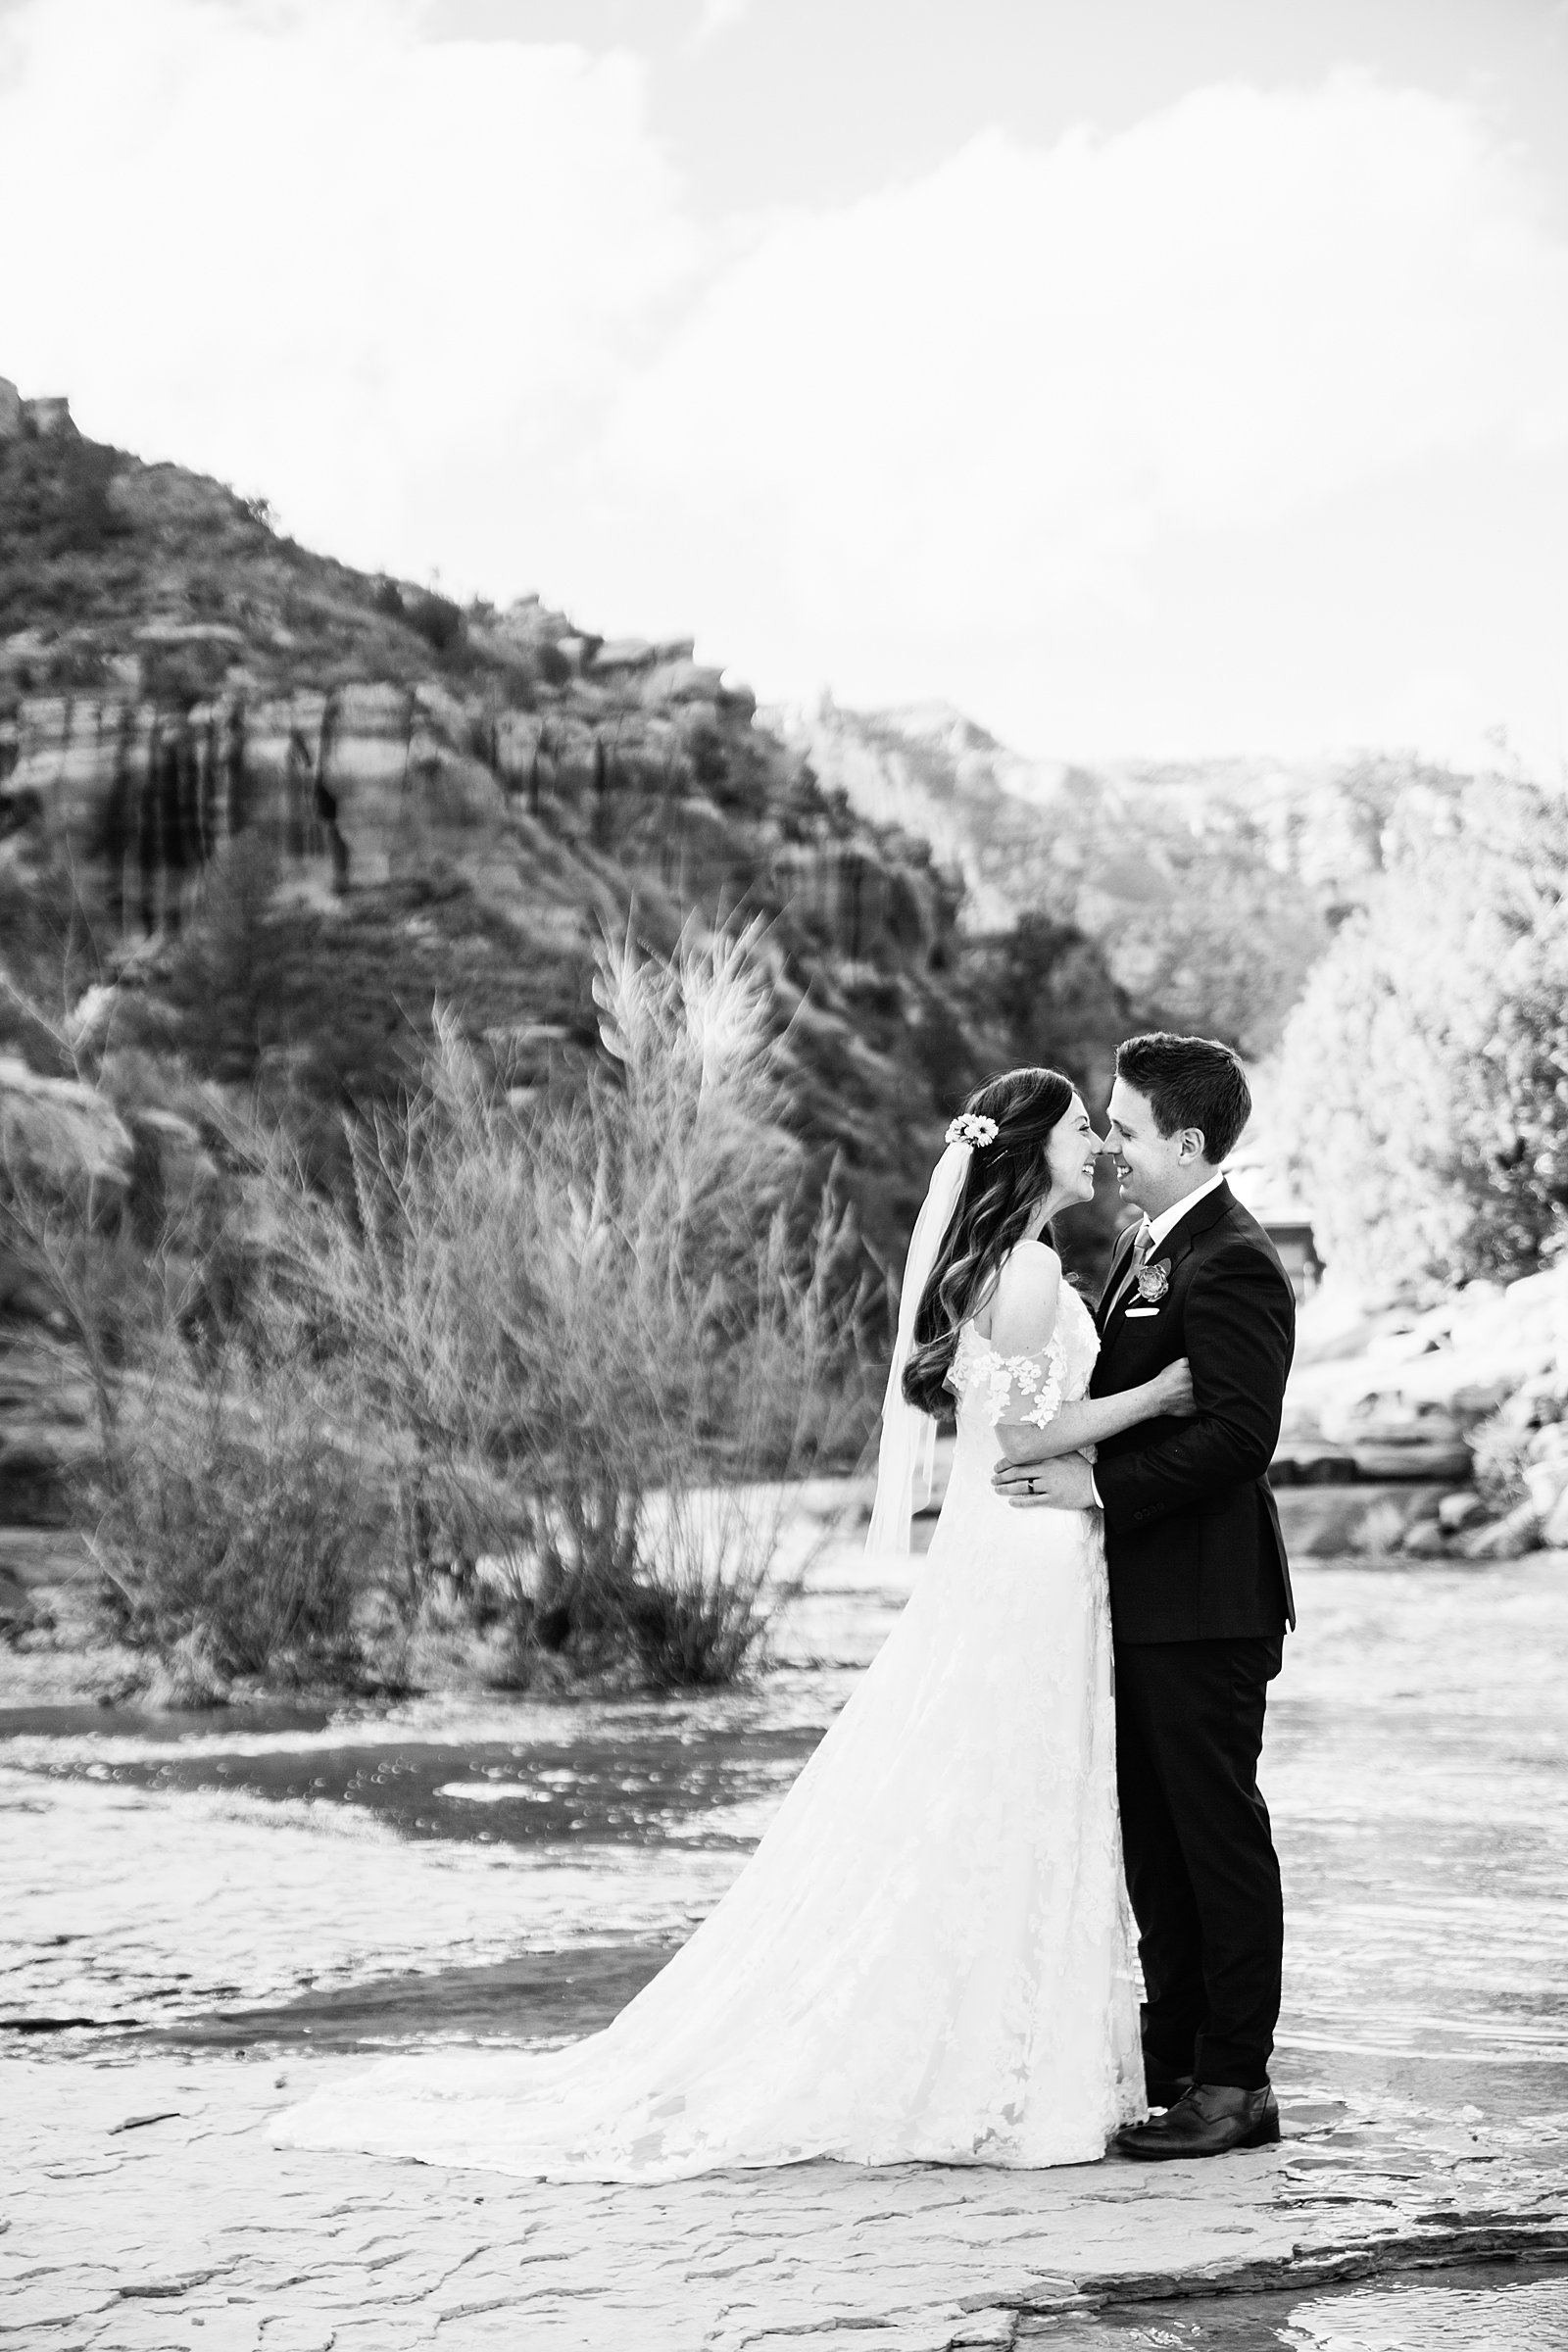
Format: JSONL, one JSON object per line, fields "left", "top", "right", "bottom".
{"left": 3, "top": 3, "right": 1568, "bottom": 2346}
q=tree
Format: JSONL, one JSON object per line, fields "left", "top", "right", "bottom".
{"left": 1275, "top": 779, "right": 1568, "bottom": 1291}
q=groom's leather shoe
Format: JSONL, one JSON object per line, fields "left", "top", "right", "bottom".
{"left": 1116, "top": 2082, "right": 1280, "bottom": 2160}
{"left": 1144, "top": 2066, "right": 1194, "bottom": 2110}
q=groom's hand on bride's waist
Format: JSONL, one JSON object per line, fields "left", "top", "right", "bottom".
{"left": 992, "top": 1456, "right": 1099, "bottom": 1510}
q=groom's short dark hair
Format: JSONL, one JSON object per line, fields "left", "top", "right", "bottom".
{"left": 1115, "top": 1032, "right": 1250, "bottom": 1163}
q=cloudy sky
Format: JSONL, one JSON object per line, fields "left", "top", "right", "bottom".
{"left": 3, "top": 0, "right": 1567, "bottom": 768}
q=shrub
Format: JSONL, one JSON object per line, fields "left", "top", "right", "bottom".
{"left": 406, "top": 590, "right": 465, "bottom": 657}
{"left": 1470, "top": 1413, "right": 1533, "bottom": 1514}
{"left": 0, "top": 1006, "right": 380, "bottom": 1693}
{"left": 298, "top": 924, "right": 875, "bottom": 1686}
{"left": 90, "top": 1339, "right": 376, "bottom": 1686}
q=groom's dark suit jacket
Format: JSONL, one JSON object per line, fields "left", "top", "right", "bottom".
{"left": 1091, "top": 1181, "right": 1296, "bottom": 1643}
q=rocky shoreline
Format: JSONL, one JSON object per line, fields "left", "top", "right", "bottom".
{"left": 7, "top": 2047, "right": 1567, "bottom": 2352}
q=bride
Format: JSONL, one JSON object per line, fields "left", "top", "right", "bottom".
{"left": 275, "top": 1066, "right": 1197, "bottom": 2180}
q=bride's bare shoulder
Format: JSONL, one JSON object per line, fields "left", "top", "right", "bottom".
{"left": 980, "top": 1239, "right": 1063, "bottom": 1349}
{"left": 995, "top": 1237, "right": 1062, "bottom": 1293}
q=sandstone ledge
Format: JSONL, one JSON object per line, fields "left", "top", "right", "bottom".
{"left": 6, "top": 2049, "right": 1566, "bottom": 2351}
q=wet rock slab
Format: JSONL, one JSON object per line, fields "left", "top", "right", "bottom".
{"left": 7, "top": 2052, "right": 1568, "bottom": 2352}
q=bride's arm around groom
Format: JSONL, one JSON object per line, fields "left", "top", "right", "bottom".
{"left": 979, "top": 1237, "right": 1197, "bottom": 1465}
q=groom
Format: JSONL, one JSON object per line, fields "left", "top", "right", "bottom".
{"left": 994, "top": 1032, "right": 1296, "bottom": 2159}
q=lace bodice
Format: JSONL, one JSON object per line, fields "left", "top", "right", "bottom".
{"left": 947, "top": 1280, "right": 1100, "bottom": 1429}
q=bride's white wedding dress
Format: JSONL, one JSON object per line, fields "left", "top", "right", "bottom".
{"left": 273, "top": 1280, "right": 1145, "bottom": 2180}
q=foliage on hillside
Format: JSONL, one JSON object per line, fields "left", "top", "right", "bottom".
{"left": 0, "top": 424, "right": 483, "bottom": 689}
{"left": 1276, "top": 777, "right": 1568, "bottom": 1291}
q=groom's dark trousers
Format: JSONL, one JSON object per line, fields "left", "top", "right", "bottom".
{"left": 1091, "top": 1182, "right": 1297, "bottom": 2093}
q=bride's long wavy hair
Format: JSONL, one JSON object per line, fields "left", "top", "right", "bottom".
{"left": 901, "top": 1066, "right": 1077, "bottom": 1420}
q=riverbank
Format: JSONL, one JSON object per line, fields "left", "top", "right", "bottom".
{"left": 6, "top": 1548, "right": 1568, "bottom": 2346}
{"left": 3, "top": 1475, "right": 1550, "bottom": 1720}
{"left": 9, "top": 1257, "right": 1568, "bottom": 1721}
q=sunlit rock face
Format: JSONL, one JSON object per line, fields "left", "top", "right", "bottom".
{"left": 0, "top": 434, "right": 955, "bottom": 975}
{"left": 1, "top": 665, "right": 954, "bottom": 971}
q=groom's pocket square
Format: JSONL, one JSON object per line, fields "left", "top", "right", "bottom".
{"left": 1124, "top": 1306, "right": 1161, "bottom": 1318}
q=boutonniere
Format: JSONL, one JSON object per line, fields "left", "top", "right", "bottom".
{"left": 1134, "top": 1257, "right": 1171, "bottom": 1302}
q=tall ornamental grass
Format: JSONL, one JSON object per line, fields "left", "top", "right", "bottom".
{"left": 293, "top": 923, "right": 875, "bottom": 1685}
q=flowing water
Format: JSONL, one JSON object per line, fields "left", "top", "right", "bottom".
{"left": 5, "top": 1544, "right": 1567, "bottom": 2107}
{"left": 5, "top": 1543, "right": 1568, "bottom": 2338}
{"left": 1033, "top": 2260, "right": 1568, "bottom": 2347}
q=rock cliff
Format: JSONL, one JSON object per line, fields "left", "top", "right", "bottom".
{"left": 779, "top": 697, "right": 1469, "bottom": 1060}
{"left": 0, "top": 405, "right": 1032, "bottom": 1557}
{"left": 0, "top": 405, "right": 1004, "bottom": 1270}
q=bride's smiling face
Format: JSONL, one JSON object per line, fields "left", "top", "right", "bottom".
{"left": 1038, "top": 1094, "right": 1102, "bottom": 1215}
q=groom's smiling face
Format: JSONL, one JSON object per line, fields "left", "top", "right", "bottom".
{"left": 1105, "top": 1077, "right": 1211, "bottom": 1220}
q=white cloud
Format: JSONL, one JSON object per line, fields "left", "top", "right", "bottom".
{"left": 2, "top": 12, "right": 1566, "bottom": 763}
{"left": 687, "top": 0, "right": 755, "bottom": 50}
{"left": 564, "top": 76, "right": 1568, "bottom": 749}
{"left": 0, "top": 0, "right": 695, "bottom": 565}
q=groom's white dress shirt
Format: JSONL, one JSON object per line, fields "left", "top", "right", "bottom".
{"left": 1141, "top": 1170, "right": 1226, "bottom": 1254}
{"left": 1088, "top": 1170, "right": 1227, "bottom": 1505}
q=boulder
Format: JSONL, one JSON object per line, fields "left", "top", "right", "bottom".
{"left": 0, "top": 1421, "right": 97, "bottom": 1525}
{"left": 591, "top": 639, "right": 657, "bottom": 675}
{"left": 24, "top": 395, "right": 74, "bottom": 438}
{"left": 0, "top": 1056, "right": 133, "bottom": 1196}
{"left": 645, "top": 659, "right": 726, "bottom": 707}
{"left": 1275, "top": 1483, "right": 1442, "bottom": 1557}
{"left": 1318, "top": 1389, "right": 1472, "bottom": 1482}
{"left": 1400, "top": 1519, "right": 1451, "bottom": 1557}
{"left": 1349, "top": 1435, "right": 1472, "bottom": 1482}
{"left": 1438, "top": 1490, "right": 1489, "bottom": 1535}
{"left": 1460, "top": 1500, "right": 1543, "bottom": 1561}
{"left": 1447, "top": 1377, "right": 1521, "bottom": 1424}
{"left": 1347, "top": 1495, "right": 1415, "bottom": 1555}
{"left": 1523, "top": 1457, "right": 1568, "bottom": 1520}
{"left": 125, "top": 1107, "right": 222, "bottom": 1223}
{"left": 334, "top": 681, "right": 412, "bottom": 739}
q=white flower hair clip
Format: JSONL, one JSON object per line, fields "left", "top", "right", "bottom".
{"left": 945, "top": 1112, "right": 999, "bottom": 1150}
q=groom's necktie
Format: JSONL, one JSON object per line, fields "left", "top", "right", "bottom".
{"left": 1103, "top": 1216, "right": 1154, "bottom": 1323}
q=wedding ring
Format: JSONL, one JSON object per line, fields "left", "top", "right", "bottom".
{"left": 1026, "top": 1477, "right": 1037, "bottom": 1494}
